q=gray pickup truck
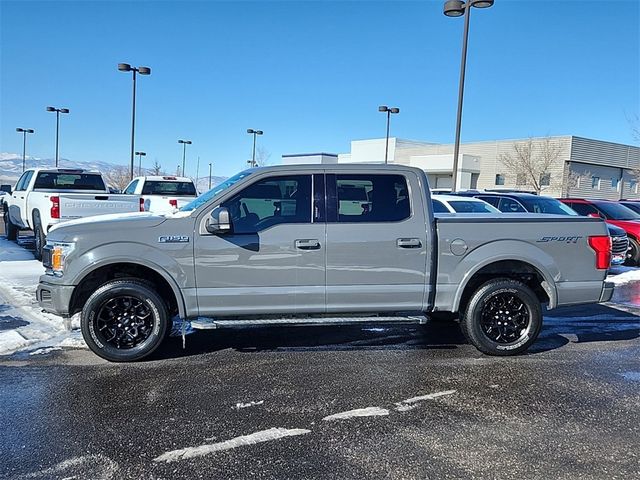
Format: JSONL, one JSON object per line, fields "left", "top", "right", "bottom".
{"left": 37, "top": 165, "right": 614, "bottom": 362}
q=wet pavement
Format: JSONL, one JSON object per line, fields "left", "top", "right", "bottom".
{"left": 1, "top": 301, "right": 639, "bottom": 480}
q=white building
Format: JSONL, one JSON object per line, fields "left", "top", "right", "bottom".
{"left": 283, "top": 136, "right": 640, "bottom": 199}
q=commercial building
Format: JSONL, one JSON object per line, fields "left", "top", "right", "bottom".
{"left": 283, "top": 136, "right": 640, "bottom": 199}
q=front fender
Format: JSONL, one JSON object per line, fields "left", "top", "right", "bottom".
{"left": 68, "top": 242, "right": 192, "bottom": 318}
{"left": 451, "top": 240, "right": 559, "bottom": 312}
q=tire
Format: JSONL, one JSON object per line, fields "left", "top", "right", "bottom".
{"left": 624, "top": 237, "right": 640, "bottom": 266}
{"left": 81, "top": 279, "right": 169, "bottom": 362}
{"left": 3, "top": 206, "right": 18, "bottom": 241}
{"left": 460, "top": 278, "right": 542, "bottom": 356}
{"left": 33, "top": 220, "right": 46, "bottom": 261}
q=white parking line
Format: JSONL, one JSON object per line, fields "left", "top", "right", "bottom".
{"left": 322, "top": 407, "right": 390, "bottom": 421}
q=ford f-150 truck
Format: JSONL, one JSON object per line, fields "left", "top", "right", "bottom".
{"left": 3, "top": 168, "right": 143, "bottom": 260}
{"left": 36, "top": 165, "right": 614, "bottom": 362}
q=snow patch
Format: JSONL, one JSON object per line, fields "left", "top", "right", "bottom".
{"left": 606, "top": 269, "right": 640, "bottom": 285}
{"left": 322, "top": 407, "right": 390, "bottom": 421}
{"left": 0, "top": 330, "right": 29, "bottom": 352}
{"left": 232, "top": 400, "right": 264, "bottom": 410}
{"left": 29, "top": 346, "right": 62, "bottom": 356}
{"left": 153, "top": 427, "right": 311, "bottom": 463}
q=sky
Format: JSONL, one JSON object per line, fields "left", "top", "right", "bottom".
{"left": 1, "top": 0, "right": 639, "bottom": 178}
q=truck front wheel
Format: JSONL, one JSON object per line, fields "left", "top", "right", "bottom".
{"left": 460, "top": 279, "right": 542, "bottom": 356}
{"left": 33, "top": 222, "right": 46, "bottom": 261}
{"left": 81, "top": 279, "right": 169, "bottom": 362}
{"left": 3, "top": 207, "right": 18, "bottom": 241}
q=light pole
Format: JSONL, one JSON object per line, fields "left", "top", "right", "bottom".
{"left": 178, "top": 139, "right": 192, "bottom": 177}
{"left": 118, "top": 63, "right": 151, "bottom": 181}
{"left": 208, "top": 163, "right": 212, "bottom": 189}
{"left": 46, "top": 106, "right": 69, "bottom": 167}
{"left": 444, "top": 0, "right": 494, "bottom": 191}
{"left": 246, "top": 129, "right": 263, "bottom": 167}
{"left": 135, "top": 151, "right": 146, "bottom": 176}
{"left": 16, "top": 128, "right": 34, "bottom": 172}
{"left": 378, "top": 106, "right": 400, "bottom": 164}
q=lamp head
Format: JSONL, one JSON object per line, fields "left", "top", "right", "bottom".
{"left": 378, "top": 105, "right": 389, "bottom": 112}
{"left": 138, "top": 66, "right": 151, "bottom": 75}
{"left": 118, "top": 63, "right": 132, "bottom": 72}
{"left": 60, "top": 108, "right": 69, "bottom": 114}
{"left": 46, "top": 106, "right": 55, "bottom": 112}
{"left": 390, "top": 107, "right": 400, "bottom": 114}
{"left": 444, "top": 0, "right": 465, "bottom": 17}
{"left": 471, "top": 0, "right": 493, "bottom": 8}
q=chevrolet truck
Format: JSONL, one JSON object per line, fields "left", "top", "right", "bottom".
{"left": 3, "top": 168, "right": 143, "bottom": 260}
{"left": 36, "top": 165, "right": 614, "bottom": 362}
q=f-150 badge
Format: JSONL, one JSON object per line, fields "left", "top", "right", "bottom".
{"left": 159, "top": 235, "right": 190, "bottom": 243}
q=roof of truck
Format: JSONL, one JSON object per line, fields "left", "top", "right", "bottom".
{"left": 133, "top": 176, "right": 193, "bottom": 182}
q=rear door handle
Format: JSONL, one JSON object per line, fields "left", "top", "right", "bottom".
{"left": 295, "top": 239, "right": 320, "bottom": 250}
{"left": 397, "top": 238, "right": 422, "bottom": 248}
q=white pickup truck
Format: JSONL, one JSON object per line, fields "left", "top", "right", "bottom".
{"left": 123, "top": 175, "right": 198, "bottom": 214}
{"left": 2, "top": 168, "right": 142, "bottom": 260}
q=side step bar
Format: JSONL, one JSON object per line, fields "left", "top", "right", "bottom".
{"left": 190, "top": 314, "right": 428, "bottom": 330}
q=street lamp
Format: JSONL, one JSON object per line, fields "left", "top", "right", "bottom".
{"left": 135, "top": 151, "right": 146, "bottom": 176}
{"left": 443, "top": 0, "right": 494, "bottom": 191}
{"left": 208, "top": 163, "right": 212, "bottom": 189}
{"left": 16, "top": 128, "right": 34, "bottom": 172}
{"left": 46, "top": 106, "right": 69, "bottom": 167}
{"left": 118, "top": 63, "right": 151, "bottom": 181}
{"left": 246, "top": 129, "right": 263, "bottom": 167}
{"left": 378, "top": 106, "right": 400, "bottom": 164}
{"left": 178, "top": 139, "right": 192, "bottom": 177}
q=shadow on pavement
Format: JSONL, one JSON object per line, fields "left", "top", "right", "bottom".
{"left": 150, "top": 302, "right": 639, "bottom": 360}
{"left": 150, "top": 320, "right": 465, "bottom": 360}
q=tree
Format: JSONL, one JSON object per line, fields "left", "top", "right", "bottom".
{"left": 103, "top": 166, "right": 132, "bottom": 191}
{"left": 498, "top": 137, "right": 563, "bottom": 194}
{"left": 255, "top": 146, "right": 272, "bottom": 167}
{"left": 152, "top": 160, "right": 162, "bottom": 175}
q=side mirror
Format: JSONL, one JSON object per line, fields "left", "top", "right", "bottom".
{"left": 206, "top": 206, "right": 232, "bottom": 234}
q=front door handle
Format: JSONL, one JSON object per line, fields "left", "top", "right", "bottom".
{"left": 397, "top": 238, "right": 422, "bottom": 248}
{"left": 295, "top": 239, "right": 320, "bottom": 250}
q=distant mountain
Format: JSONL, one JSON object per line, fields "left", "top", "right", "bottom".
{"left": 0, "top": 153, "right": 227, "bottom": 191}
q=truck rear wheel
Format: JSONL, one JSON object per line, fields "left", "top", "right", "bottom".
{"left": 624, "top": 237, "right": 640, "bottom": 266}
{"left": 460, "top": 278, "right": 542, "bottom": 356}
{"left": 81, "top": 279, "right": 169, "bottom": 362}
{"left": 3, "top": 207, "right": 18, "bottom": 241}
{"left": 33, "top": 222, "right": 46, "bottom": 261}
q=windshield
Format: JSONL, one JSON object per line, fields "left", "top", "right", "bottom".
{"left": 448, "top": 200, "right": 499, "bottom": 213}
{"left": 180, "top": 171, "right": 252, "bottom": 212}
{"left": 520, "top": 197, "right": 578, "bottom": 215}
{"left": 595, "top": 201, "right": 640, "bottom": 220}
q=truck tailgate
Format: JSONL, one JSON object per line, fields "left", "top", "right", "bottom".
{"left": 58, "top": 194, "right": 140, "bottom": 220}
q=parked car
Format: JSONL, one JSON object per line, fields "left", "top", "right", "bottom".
{"left": 38, "top": 164, "right": 613, "bottom": 362}
{"left": 451, "top": 192, "right": 629, "bottom": 266}
{"left": 2, "top": 168, "right": 143, "bottom": 260}
{"left": 123, "top": 176, "right": 198, "bottom": 214}
{"left": 432, "top": 194, "right": 501, "bottom": 214}
{"left": 618, "top": 200, "right": 640, "bottom": 215}
{"left": 560, "top": 198, "right": 640, "bottom": 266}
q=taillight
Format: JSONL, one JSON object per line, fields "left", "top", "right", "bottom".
{"left": 50, "top": 196, "right": 60, "bottom": 219}
{"left": 169, "top": 199, "right": 178, "bottom": 209}
{"left": 139, "top": 198, "right": 145, "bottom": 212}
{"left": 588, "top": 235, "right": 612, "bottom": 270}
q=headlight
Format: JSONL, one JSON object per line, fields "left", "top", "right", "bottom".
{"left": 45, "top": 241, "right": 75, "bottom": 277}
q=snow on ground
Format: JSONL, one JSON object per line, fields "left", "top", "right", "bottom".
{"left": 0, "top": 237, "right": 84, "bottom": 356}
{"left": 606, "top": 266, "right": 640, "bottom": 285}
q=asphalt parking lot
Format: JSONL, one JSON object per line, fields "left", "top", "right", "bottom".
{"left": 0, "top": 221, "right": 639, "bottom": 479}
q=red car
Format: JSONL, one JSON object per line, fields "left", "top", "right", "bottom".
{"left": 560, "top": 198, "right": 640, "bottom": 265}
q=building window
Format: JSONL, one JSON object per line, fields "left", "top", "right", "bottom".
{"left": 591, "top": 176, "right": 600, "bottom": 190}
{"left": 539, "top": 173, "right": 551, "bottom": 187}
{"left": 612, "top": 177, "right": 620, "bottom": 191}
{"left": 516, "top": 174, "right": 527, "bottom": 185}
{"left": 631, "top": 180, "right": 638, "bottom": 194}
{"left": 495, "top": 174, "right": 505, "bottom": 186}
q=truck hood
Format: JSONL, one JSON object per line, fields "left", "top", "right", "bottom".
{"left": 48, "top": 212, "right": 166, "bottom": 241}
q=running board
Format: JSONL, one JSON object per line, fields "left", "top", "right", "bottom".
{"left": 190, "top": 314, "right": 428, "bottom": 330}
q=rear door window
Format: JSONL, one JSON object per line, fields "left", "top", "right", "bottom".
{"left": 432, "top": 199, "right": 449, "bottom": 213}
{"left": 332, "top": 174, "right": 410, "bottom": 222}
